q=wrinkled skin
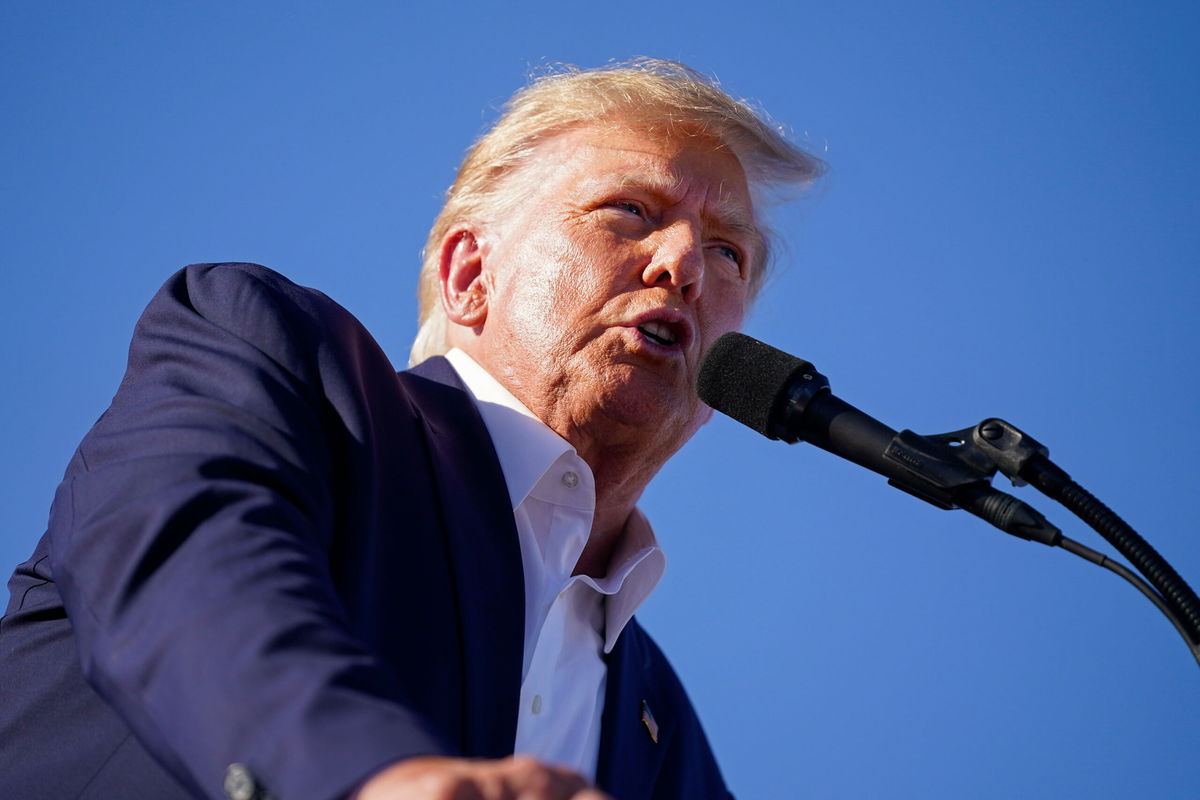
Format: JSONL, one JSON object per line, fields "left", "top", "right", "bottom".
{"left": 374, "top": 123, "right": 761, "bottom": 799}
{"left": 443, "top": 124, "right": 759, "bottom": 566}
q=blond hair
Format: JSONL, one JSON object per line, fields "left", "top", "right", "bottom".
{"left": 409, "top": 58, "right": 823, "bottom": 366}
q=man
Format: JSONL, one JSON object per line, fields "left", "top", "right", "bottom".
{"left": 0, "top": 60, "right": 821, "bottom": 799}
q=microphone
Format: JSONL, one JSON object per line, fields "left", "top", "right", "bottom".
{"left": 696, "top": 332, "right": 1060, "bottom": 544}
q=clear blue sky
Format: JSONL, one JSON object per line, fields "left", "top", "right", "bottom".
{"left": 3, "top": 2, "right": 1197, "bottom": 797}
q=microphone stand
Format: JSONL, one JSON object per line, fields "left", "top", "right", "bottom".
{"left": 697, "top": 332, "right": 1200, "bottom": 666}
{"left": 811, "top": 409, "right": 1200, "bottom": 667}
{"left": 964, "top": 418, "right": 1200, "bottom": 667}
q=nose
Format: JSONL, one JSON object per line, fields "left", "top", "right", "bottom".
{"left": 641, "top": 220, "right": 704, "bottom": 301}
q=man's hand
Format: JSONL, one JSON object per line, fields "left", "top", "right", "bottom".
{"left": 353, "top": 755, "right": 613, "bottom": 800}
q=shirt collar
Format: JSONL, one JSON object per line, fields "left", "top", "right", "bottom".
{"left": 445, "top": 348, "right": 575, "bottom": 511}
{"left": 444, "top": 348, "right": 666, "bottom": 651}
{"left": 593, "top": 508, "right": 666, "bottom": 653}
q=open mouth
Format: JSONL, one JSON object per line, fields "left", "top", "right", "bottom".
{"left": 637, "top": 320, "right": 680, "bottom": 347}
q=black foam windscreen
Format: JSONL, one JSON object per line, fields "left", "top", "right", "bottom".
{"left": 696, "top": 332, "right": 814, "bottom": 438}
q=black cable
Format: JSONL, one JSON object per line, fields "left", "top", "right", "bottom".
{"left": 1057, "top": 536, "right": 1200, "bottom": 669}
{"left": 1023, "top": 455, "right": 1200, "bottom": 645}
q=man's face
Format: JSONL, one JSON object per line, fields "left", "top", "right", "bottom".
{"left": 463, "top": 124, "right": 759, "bottom": 459}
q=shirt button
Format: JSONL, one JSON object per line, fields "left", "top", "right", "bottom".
{"left": 562, "top": 471, "right": 579, "bottom": 489}
{"left": 531, "top": 694, "right": 544, "bottom": 715}
{"left": 223, "top": 764, "right": 259, "bottom": 800}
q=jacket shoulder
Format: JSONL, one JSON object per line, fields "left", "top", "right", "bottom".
{"left": 148, "top": 262, "right": 376, "bottom": 367}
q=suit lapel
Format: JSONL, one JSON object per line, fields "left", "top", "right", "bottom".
{"left": 402, "top": 357, "right": 525, "bottom": 759}
{"left": 596, "top": 620, "right": 673, "bottom": 800}
{"left": 401, "top": 359, "right": 679, "bottom": 795}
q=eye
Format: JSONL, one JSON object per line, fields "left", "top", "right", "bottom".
{"left": 710, "top": 242, "right": 745, "bottom": 273}
{"left": 608, "top": 200, "right": 646, "bottom": 218}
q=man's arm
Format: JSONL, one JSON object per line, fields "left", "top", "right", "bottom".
{"left": 50, "top": 264, "right": 455, "bottom": 799}
{"left": 50, "top": 263, "right": 618, "bottom": 799}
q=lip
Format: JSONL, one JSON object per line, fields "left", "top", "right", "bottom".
{"left": 626, "top": 308, "right": 695, "bottom": 356}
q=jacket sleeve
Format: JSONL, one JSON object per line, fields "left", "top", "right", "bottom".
{"left": 48, "top": 263, "right": 453, "bottom": 800}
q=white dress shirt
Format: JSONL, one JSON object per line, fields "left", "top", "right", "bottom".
{"left": 443, "top": 349, "right": 666, "bottom": 780}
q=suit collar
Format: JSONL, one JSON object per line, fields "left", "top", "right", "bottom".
{"left": 403, "top": 359, "right": 677, "bottom": 794}
{"left": 441, "top": 348, "right": 576, "bottom": 512}
{"left": 401, "top": 357, "right": 525, "bottom": 758}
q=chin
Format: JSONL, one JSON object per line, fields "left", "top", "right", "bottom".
{"left": 578, "top": 358, "right": 692, "bottom": 427}
{"left": 598, "top": 384, "right": 700, "bottom": 439}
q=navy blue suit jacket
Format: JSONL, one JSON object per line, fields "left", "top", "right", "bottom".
{"left": 0, "top": 263, "right": 730, "bottom": 800}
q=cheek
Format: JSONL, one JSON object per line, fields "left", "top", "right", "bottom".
{"left": 700, "top": 291, "right": 748, "bottom": 340}
{"left": 494, "top": 233, "right": 600, "bottom": 343}
{"left": 537, "top": 231, "right": 618, "bottom": 309}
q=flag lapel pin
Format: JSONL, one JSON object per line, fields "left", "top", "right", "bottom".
{"left": 640, "top": 699, "right": 659, "bottom": 744}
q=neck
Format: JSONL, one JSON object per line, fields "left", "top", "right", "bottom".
{"left": 568, "top": 429, "right": 670, "bottom": 579}
{"left": 449, "top": 337, "right": 688, "bottom": 578}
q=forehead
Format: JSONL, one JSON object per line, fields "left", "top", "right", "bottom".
{"left": 527, "top": 124, "right": 760, "bottom": 236}
{"left": 490, "top": 124, "right": 767, "bottom": 278}
{"left": 535, "top": 124, "right": 750, "bottom": 195}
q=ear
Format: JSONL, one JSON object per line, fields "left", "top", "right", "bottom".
{"left": 439, "top": 226, "right": 490, "bottom": 328}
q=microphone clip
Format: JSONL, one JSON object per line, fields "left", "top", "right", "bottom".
{"left": 880, "top": 421, "right": 1060, "bottom": 545}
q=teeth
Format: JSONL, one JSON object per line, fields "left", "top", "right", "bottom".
{"left": 638, "top": 321, "right": 677, "bottom": 345}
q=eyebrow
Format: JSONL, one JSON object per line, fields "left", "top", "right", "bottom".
{"left": 599, "top": 171, "right": 767, "bottom": 264}
{"left": 708, "top": 191, "right": 766, "bottom": 260}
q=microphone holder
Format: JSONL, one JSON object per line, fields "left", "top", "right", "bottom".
{"left": 773, "top": 373, "right": 1062, "bottom": 545}
{"left": 698, "top": 332, "right": 1199, "bottom": 664}
{"left": 832, "top": 411, "right": 1200, "bottom": 667}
